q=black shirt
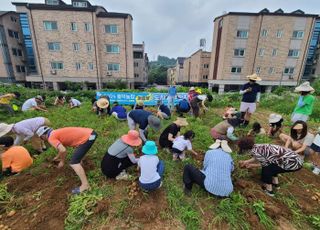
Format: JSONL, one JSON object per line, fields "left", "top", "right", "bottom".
{"left": 159, "top": 104, "right": 171, "bottom": 117}
{"left": 241, "top": 82, "right": 261, "bottom": 103}
{"left": 159, "top": 123, "right": 180, "bottom": 148}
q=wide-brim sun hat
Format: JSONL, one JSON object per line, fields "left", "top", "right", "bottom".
{"left": 209, "top": 139, "right": 232, "bottom": 153}
{"left": 294, "top": 81, "right": 315, "bottom": 93}
{"left": 148, "top": 115, "right": 161, "bottom": 131}
{"left": 97, "top": 98, "right": 110, "bottom": 109}
{"left": 197, "top": 95, "right": 207, "bottom": 101}
{"left": 175, "top": 117, "right": 189, "bottom": 126}
{"left": 293, "top": 123, "right": 303, "bottom": 130}
{"left": 269, "top": 114, "right": 282, "bottom": 124}
{"left": 0, "top": 123, "right": 14, "bottom": 137}
{"left": 246, "top": 73, "right": 262, "bottom": 81}
{"left": 121, "top": 130, "right": 142, "bottom": 147}
{"left": 189, "top": 87, "right": 195, "bottom": 91}
{"left": 142, "top": 140, "right": 158, "bottom": 155}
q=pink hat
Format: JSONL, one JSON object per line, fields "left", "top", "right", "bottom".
{"left": 121, "top": 130, "right": 142, "bottom": 147}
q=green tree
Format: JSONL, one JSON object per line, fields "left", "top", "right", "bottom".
{"left": 148, "top": 65, "right": 168, "bottom": 85}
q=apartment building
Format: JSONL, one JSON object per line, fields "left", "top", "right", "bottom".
{"left": 167, "top": 67, "right": 176, "bottom": 85}
{"left": 13, "top": 0, "right": 134, "bottom": 90}
{"left": 182, "top": 49, "right": 211, "bottom": 86}
{"left": 209, "top": 9, "right": 317, "bottom": 93}
{"left": 0, "top": 11, "right": 26, "bottom": 83}
{"left": 133, "top": 43, "right": 149, "bottom": 88}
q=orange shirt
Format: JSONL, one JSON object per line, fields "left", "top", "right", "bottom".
{"left": 1, "top": 146, "right": 33, "bottom": 173}
{"left": 48, "top": 127, "right": 93, "bottom": 148}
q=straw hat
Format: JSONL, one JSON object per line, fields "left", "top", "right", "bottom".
{"left": 0, "top": 123, "right": 14, "bottom": 137}
{"left": 121, "top": 130, "right": 142, "bottom": 147}
{"left": 147, "top": 115, "right": 161, "bottom": 131}
{"left": 137, "top": 100, "right": 144, "bottom": 106}
{"left": 294, "top": 81, "right": 314, "bottom": 93}
{"left": 174, "top": 117, "right": 189, "bottom": 127}
{"left": 246, "top": 73, "right": 261, "bottom": 81}
{"left": 268, "top": 114, "right": 282, "bottom": 124}
{"left": 189, "top": 87, "right": 195, "bottom": 91}
{"left": 142, "top": 141, "right": 158, "bottom": 155}
{"left": 209, "top": 139, "right": 232, "bottom": 153}
{"left": 293, "top": 123, "right": 303, "bottom": 130}
{"left": 97, "top": 98, "right": 110, "bottom": 109}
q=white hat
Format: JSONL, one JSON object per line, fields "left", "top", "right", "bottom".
{"left": 268, "top": 114, "right": 282, "bottom": 124}
{"left": 189, "top": 87, "right": 195, "bottom": 91}
{"left": 294, "top": 81, "right": 315, "bottom": 93}
{"left": 209, "top": 139, "right": 232, "bottom": 153}
{"left": 36, "top": 126, "right": 51, "bottom": 137}
{"left": 0, "top": 123, "right": 14, "bottom": 137}
{"left": 246, "top": 73, "right": 262, "bottom": 81}
{"left": 197, "top": 95, "right": 207, "bottom": 101}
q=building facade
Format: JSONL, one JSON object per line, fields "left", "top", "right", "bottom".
{"left": 208, "top": 9, "right": 317, "bottom": 93}
{"left": 182, "top": 49, "right": 210, "bottom": 86}
{"left": 13, "top": 0, "right": 134, "bottom": 90}
{"left": 167, "top": 67, "right": 176, "bottom": 85}
{"left": 174, "top": 57, "right": 185, "bottom": 84}
{"left": 0, "top": 11, "right": 26, "bottom": 83}
{"left": 133, "top": 43, "right": 148, "bottom": 88}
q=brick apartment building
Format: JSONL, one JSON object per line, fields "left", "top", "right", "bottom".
{"left": 0, "top": 11, "right": 26, "bottom": 83}
{"left": 208, "top": 9, "right": 318, "bottom": 93}
{"left": 12, "top": 0, "right": 134, "bottom": 90}
{"left": 133, "top": 43, "right": 149, "bottom": 88}
{"left": 183, "top": 49, "right": 211, "bottom": 86}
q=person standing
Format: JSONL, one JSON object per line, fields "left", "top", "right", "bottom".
{"left": 291, "top": 81, "right": 315, "bottom": 123}
{"left": 167, "top": 85, "right": 177, "bottom": 111}
{"left": 239, "top": 73, "right": 261, "bottom": 127}
{"left": 37, "top": 126, "right": 97, "bottom": 194}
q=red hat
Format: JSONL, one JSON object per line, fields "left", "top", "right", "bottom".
{"left": 121, "top": 130, "right": 142, "bottom": 147}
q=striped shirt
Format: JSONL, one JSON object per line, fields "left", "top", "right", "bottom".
{"left": 251, "top": 144, "right": 303, "bottom": 171}
{"left": 202, "top": 149, "right": 234, "bottom": 197}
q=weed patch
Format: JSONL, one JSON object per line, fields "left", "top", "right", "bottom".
{"left": 252, "top": 201, "right": 275, "bottom": 230}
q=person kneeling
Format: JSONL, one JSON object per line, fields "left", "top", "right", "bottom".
{"left": 0, "top": 136, "right": 33, "bottom": 178}
{"left": 138, "top": 141, "right": 164, "bottom": 191}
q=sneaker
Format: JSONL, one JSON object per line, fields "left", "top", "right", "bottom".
{"left": 116, "top": 171, "right": 130, "bottom": 180}
{"left": 312, "top": 167, "right": 320, "bottom": 175}
{"left": 264, "top": 189, "right": 275, "bottom": 197}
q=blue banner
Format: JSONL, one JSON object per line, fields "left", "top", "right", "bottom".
{"left": 96, "top": 92, "right": 188, "bottom": 106}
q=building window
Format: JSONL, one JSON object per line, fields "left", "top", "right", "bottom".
{"left": 17, "top": 49, "right": 22, "bottom": 56}
{"left": 16, "top": 65, "right": 26, "bottom": 73}
{"left": 43, "top": 21, "right": 58, "bottom": 30}
{"left": 73, "top": 43, "right": 80, "bottom": 51}
{"left": 258, "top": 48, "right": 265, "bottom": 57}
{"left": 261, "top": 29, "right": 268, "bottom": 37}
{"left": 71, "top": 22, "right": 77, "bottom": 31}
{"left": 107, "top": 63, "right": 120, "bottom": 71}
{"left": 268, "top": 67, "right": 275, "bottom": 74}
{"left": 75, "top": 62, "right": 81, "bottom": 70}
{"left": 292, "top": 30, "right": 304, "bottom": 39}
{"left": 256, "top": 67, "right": 261, "bottom": 74}
{"left": 288, "top": 49, "right": 300, "bottom": 58}
{"left": 134, "top": 73, "right": 139, "bottom": 78}
{"left": 234, "top": 48, "right": 245, "bottom": 57}
{"left": 284, "top": 67, "right": 294, "bottom": 75}
{"left": 236, "top": 30, "right": 248, "bottom": 38}
{"left": 105, "top": 24, "right": 118, "bottom": 34}
{"left": 88, "top": 62, "right": 94, "bottom": 71}
{"left": 46, "top": 0, "right": 59, "bottom": 5}
{"left": 48, "top": 42, "right": 61, "bottom": 51}
{"left": 202, "top": 75, "right": 208, "bottom": 79}
{"left": 106, "top": 44, "right": 120, "bottom": 53}
{"left": 276, "top": 30, "right": 283, "bottom": 38}
{"left": 84, "top": 23, "right": 92, "bottom": 32}
{"left": 86, "top": 43, "right": 93, "bottom": 52}
{"left": 8, "top": 29, "right": 14, "bottom": 37}
{"left": 272, "top": 48, "right": 278, "bottom": 57}
{"left": 134, "top": 62, "right": 139, "bottom": 67}
{"left": 203, "top": 64, "right": 209, "bottom": 68}
{"left": 231, "top": 66, "right": 242, "bottom": 73}
{"left": 12, "top": 48, "right": 17, "bottom": 56}
{"left": 8, "top": 30, "right": 19, "bottom": 39}
{"left": 51, "top": 61, "right": 63, "bottom": 70}
{"left": 312, "top": 68, "right": 316, "bottom": 74}
{"left": 10, "top": 16, "right": 17, "bottom": 22}
{"left": 73, "top": 1, "right": 87, "bottom": 7}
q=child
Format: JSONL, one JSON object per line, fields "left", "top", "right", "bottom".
{"left": 138, "top": 141, "right": 165, "bottom": 191}
{"left": 0, "top": 136, "right": 33, "bottom": 178}
{"left": 268, "top": 114, "right": 283, "bottom": 137}
{"left": 309, "top": 129, "right": 320, "bottom": 175}
{"left": 248, "top": 122, "right": 266, "bottom": 136}
{"left": 171, "top": 131, "right": 198, "bottom": 160}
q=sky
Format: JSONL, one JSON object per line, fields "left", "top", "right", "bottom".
{"left": 2, "top": 0, "right": 320, "bottom": 60}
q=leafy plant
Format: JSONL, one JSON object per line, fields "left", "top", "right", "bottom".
{"left": 308, "top": 215, "right": 320, "bottom": 229}
{"left": 0, "top": 183, "right": 12, "bottom": 204}
{"left": 252, "top": 201, "right": 275, "bottom": 230}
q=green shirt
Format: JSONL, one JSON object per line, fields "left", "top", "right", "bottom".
{"left": 294, "top": 95, "right": 315, "bottom": 115}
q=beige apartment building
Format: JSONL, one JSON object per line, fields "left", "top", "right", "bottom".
{"left": 183, "top": 49, "right": 211, "bottom": 86}
{"left": 209, "top": 9, "right": 318, "bottom": 93}
{"left": 167, "top": 67, "right": 176, "bottom": 85}
{"left": 0, "top": 11, "right": 26, "bottom": 83}
{"left": 13, "top": 0, "right": 134, "bottom": 90}
{"left": 133, "top": 43, "right": 149, "bottom": 88}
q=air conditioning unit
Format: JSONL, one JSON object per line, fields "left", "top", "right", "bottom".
{"left": 50, "top": 70, "right": 57, "bottom": 75}
{"left": 317, "top": 44, "right": 320, "bottom": 48}
{"left": 107, "top": 71, "right": 112, "bottom": 76}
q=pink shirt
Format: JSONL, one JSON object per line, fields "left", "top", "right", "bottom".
{"left": 13, "top": 117, "right": 46, "bottom": 139}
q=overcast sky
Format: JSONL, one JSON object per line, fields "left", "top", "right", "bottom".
{"left": 2, "top": 0, "right": 320, "bottom": 60}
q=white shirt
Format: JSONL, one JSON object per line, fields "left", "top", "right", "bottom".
{"left": 138, "top": 155, "right": 160, "bottom": 184}
{"left": 22, "top": 98, "right": 37, "bottom": 111}
{"left": 312, "top": 134, "right": 320, "bottom": 147}
{"left": 172, "top": 136, "right": 192, "bottom": 151}
{"left": 71, "top": 98, "right": 81, "bottom": 106}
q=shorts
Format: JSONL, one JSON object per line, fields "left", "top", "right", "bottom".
{"left": 70, "top": 131, "right": 97, "bottom": 164}
{"left": 240, "top": 102, "right": 256, "bottom": 114}
{"left": 172, "top": 147, "right": 185, "bottom": 160}
{"left": 311, "top": 143, "right": 320, "bottom": 153}
{"left": 291, "top": 113, "right": 309, "bottom": 123}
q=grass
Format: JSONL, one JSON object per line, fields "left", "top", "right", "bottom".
{"left": 252, "top": 201, "right": 276, "bottom": 230}
{"left": 0, "top": 183, "right": 12, "bottom": 207}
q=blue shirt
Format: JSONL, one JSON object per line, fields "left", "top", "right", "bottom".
{"left": 168, "top": 86, "right": 177, "bottom": 96}
{"left": 129, "top": 110, "right": 152, "bottom": 130}
{"left": 202, "top": 149, "right": 234, "bottom": 197}
{"left": 241, "top": 82, "right": 261, "bottom": 103}
{"left": 111, "top": 105, "right": 127, "bottom": 119}
{"left": 159, "top": 104, "right": 171, "bottom": 117}
{"left": 179, "top": 99, "right": 190, "bottom": 110}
